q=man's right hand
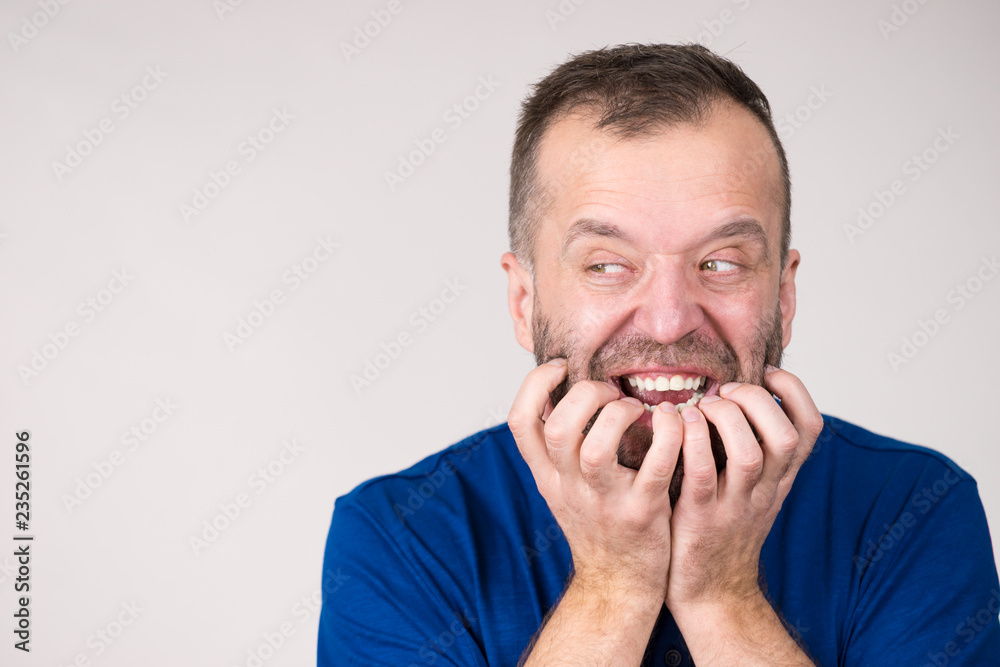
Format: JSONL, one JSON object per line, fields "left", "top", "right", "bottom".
{"left": 507, "top": 358, "right": 685, "bottom": 664}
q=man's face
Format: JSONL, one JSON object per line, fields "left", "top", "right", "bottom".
{"left": 503, "top": 102, "right": 799, "bottom": 480}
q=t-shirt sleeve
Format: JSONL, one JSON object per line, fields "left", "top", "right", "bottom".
{"left": 843, "top": 477, "right": 1000, "bottom": 665}
{"left": 317, "top": 497, "right": 489, "bottom": 667}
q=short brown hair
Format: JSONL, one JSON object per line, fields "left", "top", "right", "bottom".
{"left": 508, "top": 43, "right": 790, "bottom": 273}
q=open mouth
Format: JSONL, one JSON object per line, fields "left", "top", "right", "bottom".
{"left": 613, "top": 370, "right": 720, "bottom": 413}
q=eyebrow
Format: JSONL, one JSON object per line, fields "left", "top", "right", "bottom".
{"left": 560, "top": 216, "right": 771, "bottom": 262}
{"left": 560, "top": 218, "right": 636, "bottom": 261}
{"left": 706, "top": 218, "right": 771, "bottom": 260}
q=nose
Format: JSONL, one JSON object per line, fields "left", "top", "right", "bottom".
{"left": 630, "top": 259, "right": 705, "bottom": 345}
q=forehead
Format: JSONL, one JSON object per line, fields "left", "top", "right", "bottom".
{"left": 533, "top": 103, "right": 784, "bottom": 255}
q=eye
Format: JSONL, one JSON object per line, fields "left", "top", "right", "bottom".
{"left": 701, "top": 259, "right": 739, "bottom": 272}
{"left": 589, "top": 263, "right": 627, "bottom": 274}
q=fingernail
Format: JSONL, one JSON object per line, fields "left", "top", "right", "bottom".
{"left": 699, "top": 395, "right": 721, "bottom": 405}
{"left": 622, "top": 397, "right": 642, "bottom": 407}
{"left": 720, "top": 382, "right": 741, "bottom": 395}
{"left": 682, "top": 406, "right": 701, "bottom": 422}
{"left": 765, "top": 364, "right": 780, "bottom": 374}
{"left": 547, "top": 358, "right": 567, "bottom": 366}
{"left": 658, "top": 402, "right": 676, "bottom": 413}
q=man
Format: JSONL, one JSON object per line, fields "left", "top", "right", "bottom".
{"left": 319, "top": 44, "right": 1000, "bottom": 665}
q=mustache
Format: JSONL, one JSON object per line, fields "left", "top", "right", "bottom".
{"left": 534, "top": 304, "right": 784, "bottom": 390}
{"left": 586, "top": 330, "right": 742, "bottom": 383}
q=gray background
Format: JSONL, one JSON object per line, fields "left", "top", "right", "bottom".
{"left": 1, "top": 0, "right": 997, "bottom": 664}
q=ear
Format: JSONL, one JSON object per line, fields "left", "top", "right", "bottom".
{"left": 779, "top": 249, "right": 800, "bottom": 349}
{"left": 500, "top": 252, "right": 535, "bottom": 353}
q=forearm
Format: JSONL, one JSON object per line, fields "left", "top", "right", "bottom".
{"left": 520, "top": 575, "right": 664, "bottom": 667}
{"left": 672, "top": 592, "right": 815, "bottom": 666}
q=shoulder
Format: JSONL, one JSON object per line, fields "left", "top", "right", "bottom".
{"left": 781, "top": 414, "right": 983, "bottom": 559}
{"left": 806, "top": 413, "right": 973, "bottom": 485}
{"left": 332, "top": 423, "right": 532, "bottom": 539}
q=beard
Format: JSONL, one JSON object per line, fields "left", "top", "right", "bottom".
{"left": 532, "top": 299, "right": 784, "bottom": 505}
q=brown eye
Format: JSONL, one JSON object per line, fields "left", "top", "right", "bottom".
{"left": 702, "top": 259, "right": 737, "bottom": 272}
{"left": 591, "top": 263, "right": 625, "bottom": 274}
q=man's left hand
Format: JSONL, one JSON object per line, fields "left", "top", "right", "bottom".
{"left": 665, "top": 366, "right": 824, "bottom": 616}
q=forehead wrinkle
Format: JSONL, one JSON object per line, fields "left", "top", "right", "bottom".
{"left": 558, "top": 217, "right": 636, "bottom": 262}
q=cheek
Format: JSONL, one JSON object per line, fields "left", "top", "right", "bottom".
{"left": 704, "top": 291, "right": 773, "bottom": 345}
{"left": 568, "top": 294, "right": 634, "bottom": 350}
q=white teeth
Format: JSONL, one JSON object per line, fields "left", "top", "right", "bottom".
{"left": 642, "top": 391, "right": 705, "bottom": 413}
{"left": 625, "top": 374, "right": 708, "bottom": 391}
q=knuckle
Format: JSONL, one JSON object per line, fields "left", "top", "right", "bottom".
{"left": 774, "top": 424, "right": 799, "bottom": 452}
{"left": 543, "top": 415, "right": 574, "bottom": 447}
{"left": 597, "top": 402, "right": 632, "bottom": 431}
{"left": 644, "top": 457, "right": 676, "bottom": 482}
{"left": 805, "top": 413, "right": 825, "bottom": 440}
{"left": 688, "top": 483, "right": 716, "bottom": 504}
{"left": 685, "top": 463, "right": 716, "bottom": 487}
{"left": 506, "top": 411, "right": 529, "bottom": 438}
{"left": 579, "top": 449, "right": 609, "bottom": 472}
{"left": 736, "top": 450, "right": 764, "bottom": 477}
{"left": 622, "top": 510, "right": 650, "bottom": 531}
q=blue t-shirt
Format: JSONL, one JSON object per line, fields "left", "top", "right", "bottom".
{"left": 318, "top": 415, "right": 1000, "bottom": 666}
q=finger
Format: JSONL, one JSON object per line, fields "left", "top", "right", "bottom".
{"left": 718, "top": 381, "right": 798, "bottom": 502}
{"left": 634, "top": 402, "right": 683, "bottom": 501}
{"left": 506, "top": 359, "right": 568, "bottom": 478}
{"left": 764, "top": 366, "right": 825, "bottom": 468}
{"left": 541, "top": 398, "right": 554, "bottom": 422}
{"left": 579, "top": 397, "right": 645, "bottom": 489}
{"left": 696, "top": 395, "right": 762, "bottom": 500}
{"left": 543, "top": 379, "right": 622, "bottom": 478}
{"left": 678, "top": 406, "right": 718, "bottom": 506}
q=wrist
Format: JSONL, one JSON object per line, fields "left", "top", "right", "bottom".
{"left": 670, "top": 592, "right": 811, "bottom": 666}
{"left": 565, "top": 569, "right": 666, "bottom": 628}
